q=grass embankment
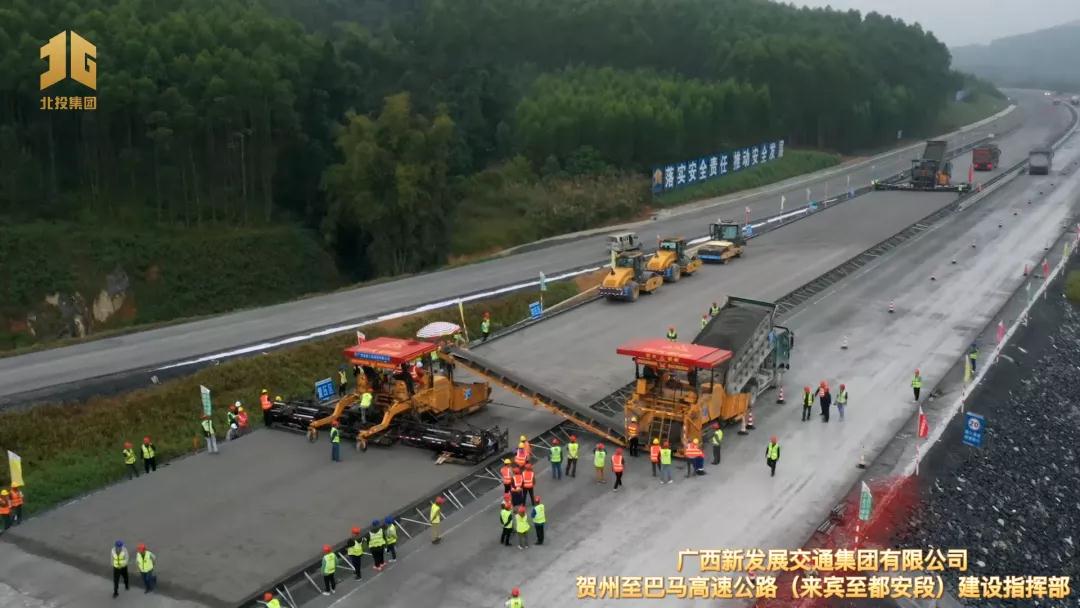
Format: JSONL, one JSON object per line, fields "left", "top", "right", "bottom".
{"left": 0, "top": 222, "right": 343, "bottom": 352}
{"left": 0, "top": 280, "right": 581, "bottom": 517}
{"left": 1066, "top": 270, "right": 1080, "bottom": 305}
{"left": 933, "top": 85, "right": 1010, "bottom": 134}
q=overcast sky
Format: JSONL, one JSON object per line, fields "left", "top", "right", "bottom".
{"left": 792, "top": 0, "right": 1080, "bottom": 47}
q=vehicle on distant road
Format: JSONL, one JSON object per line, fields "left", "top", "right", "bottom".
{"left": 607, "top": 231, "right": 641, "bottom": 254}
{"left": 972, "top": 143, "right": 1001, "bottom": 171}
{"left": 1028, "top": 146, "right": 1053, "bottom": 175}
{"left": 1071, "top": 95, "right": 1079, "bottom": 106}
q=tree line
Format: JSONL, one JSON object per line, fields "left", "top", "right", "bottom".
{"left": 1, "top": 0, "right": 965, "bottom": 280}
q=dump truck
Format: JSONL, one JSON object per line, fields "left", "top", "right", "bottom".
{"left": 646, "top": 237, "right": 702, "bottom": 282}
{"left": 600, "top": 251, "right": 663, "bottom": 302}
{"left": 875, "top": 139, "right": 970, "bottom": 193}
{"left": 1029, "top": 146, "right": 1053, "bottom": 175}
{"left": 696, "top": 221, "right": 745, "bottom": 264}
{"left": 972, "top": 143, "right": 1001, "bottom": 171}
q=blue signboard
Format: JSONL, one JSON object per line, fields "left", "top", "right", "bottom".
{"left": 529, "top": 301, "right": 543, "bottom": 320}
{"left": 315, "top": 378, "right": 335, "bottom": 402}
{"left": 653, "top": 139, "right": 785, "bottom": 195}
{"left": 962, "top": 412, "right": 985, "bottom": 447}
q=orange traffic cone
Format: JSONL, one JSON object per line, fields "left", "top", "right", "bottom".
{"left": 1041, "top": 260, "right": 1050, "bottom": 278}
{"left": 746, "top": 410, "right": 755, "bottom": 430}
{"left": 1023, "top": 263, "right": 1029, "bottom": 277}
{"left": 776, "top": 386, "right": 785, "bottom": 404}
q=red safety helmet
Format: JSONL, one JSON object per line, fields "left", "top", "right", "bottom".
{"left": 435, "top": 496, "right": 445, "bottom": 504}
{"left": 323, "top": 545, "right": 332, "bottom": 554}
{"left": 713, "top": 422, "right": 720, "bottom": 429}
{"left": 332, "top": 420, "right": 340, "bottom": 427}
{"left": 840, "top": 384, "right": 846, "bottom": 390}
{"left": 512, "top": 587, "right": 520, "bottom": 597}
{"left": 569, "top": 434, "right": 577, "bottom": 442}
{"left": 483, "top": 311, "right": 491, "bottom": 318}
{"left": 804, "top": 385, "right": 811, "bottom": 392}
{"left": 229, "top": 404, "right": 237, "bottom": 412}
{"left": 518, "top": 506, "right": 526, "bottom": 513}
{"left": 123, "top": 441, "right": 133, "bottom": 448}
{"left": 615, "top": 447, "right": 623, "bottom": 454}
{"left": 663, "top": 440, "right": 670, "bottom": 447}
{"left": 351, "top": 527, "right": 360, "bottom": 535}
{"left": 533, "top": 496, "right": 541, "bottom": 503}
{"left": 264, "top": 593, "right": 274, "bottom": 601}
{"left": 770, "top": 435, "right": 778, "bottom": 443}
{"left": 551, "top": 438, "right": 560, "bottom": 445}
{"left": 143, "top": 436, "right": 151, "bottom": 444}
{"left": 137, "top": 543, "right": 146, "bottom": 552}
{"left": 915, "top": 368, "right": 920, "bottom": 374}
{"left": 596, "top": 443, "right": 604, "bottom": 450}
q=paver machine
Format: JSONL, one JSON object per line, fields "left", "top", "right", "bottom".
{"left": 874, "top": 139, "right": 970, "bottom": 193}
{"left": 599, "top": 251, "right": 663, "bottom": 302}
{"left": 646, "top": 237, "right": 703, "bottom": 282}
{"left": 695, "top": 221, "right": 746, "bottom": 264}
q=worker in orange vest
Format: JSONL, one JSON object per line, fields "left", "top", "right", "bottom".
{"left": 519, "top": 435, "right": 532, "bottom": 461}
{"left": 626, "top": 417, "right": 640, "bottom": 457}
{"left": 649, "top": 438, "right": 661, "bottom": 477}
{"left": 499, "top": 458, "right": 513, "bottom": 493}
{"left": 259, "top": 389, "right": 272, "bottom": 426}
{"left": 237, "top": 406, "right": 250, "bottom": 436}
{"left": 612, "top": 447, "right": 625, "bottom": 491}
{"left": 0, "top": 489, "right": 10, "bottom": 533}
{"left": 510, "top": 467, "right": 525, "bottom": 508}
{"left": 684, "top": 439, "right": 705, "bottom": 477}
{"left": 8, "top": 485, "right": 23, "bottom": 525}
{"left": 514, "top": 442, "right": 528, "bottom": 467}
{"left": 522, "top": 463, "right": 536, "bottom": 505}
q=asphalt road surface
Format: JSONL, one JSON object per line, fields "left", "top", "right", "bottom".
{"left": 0, "top": 97, "right": 1031, "bottom": 405}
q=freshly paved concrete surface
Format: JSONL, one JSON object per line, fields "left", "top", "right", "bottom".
{"left": 316, "top": 103, "right": 1080, "bottom": 608}
{"left": 0, "top": 98, "right": 1032, "bottom": 405}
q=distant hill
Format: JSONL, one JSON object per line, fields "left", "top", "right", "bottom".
{"left": 951, "top": 21, "right": 1080, "bottom": 91}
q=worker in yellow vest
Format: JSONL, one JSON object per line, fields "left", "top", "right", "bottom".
{"left": 111, "top": 540, "right": 130, "bottom": 597}
{"left": 330, "top": 420, "right": 342, "bottom": 462}
{"left": 384, "top": 516, "right": 398, "bottom": 562}
{"left": 430, "top": 496, "right": 445, "bottom": 544}
{"left": 481, "top": 312, "right": 492, "bottom": 341}
{"left": 911, "top": 369, "right": 922, "bottom": 402}
{"left": 359, "top": 390, "right": 373, "bottom": 424}
{"left": 136, "top": 543, "right": 156, "bottom": 593}
{"left": 347, "top": 527, "right": 364, "bottom": 579}
{"left": 801, "top": 386, "right": 814, "bottom": 422}
{"left": 666, "top": 326, "right": 678, "bottom": 342}
{"left": 122, "top": 441, "right": 139, "bottom": 479}
{"left": 709, "top": 423, "right": 723, "bottom": 465}
{"left": 766, "top": 436, "right": 781, "bottom": 477}
{"left": 514, "top": 506, "right": 531, "bottom": 549}
{"left": 549, "top": 439, "right": 563, "bottom": 480}
{"left": 531, "top": 496, "right": 547, "bottom": 545}
{"left": 836, "top": 384, "right": 849, "bottom": 421}
{"left": 659, "top": 441, "right": 673, "bottom": 484}
{"left": 263, "top": 592, "right": 282, "bottom": 607}
{"left": 368, "top": 519, "right": 386, "bottom": 571}
{"left": 649, "top": 438, "right": 661, "bottom": 476}
{"left": 320, "top": 544, "right": 337, "bottom": 596}
{"left": 710, "top": 302, "right": 720, "bottom": 317}
{"left": 593, "top": 443, "right": 607, "bottom": 484}
{"left": 141, "top": 436, "right": 157, "bottom": 474}
{"left": 626, "top": 416, "right": 640, "bottom": 456}
{"left": 566, "top": 435, "right": 579, "bottom": 478}
{"left": 701, "top": 313, "right": 708, "bottom": 329}
{"left": 337, "top": 366, "right": 349, "bottom": 396}
{"left": 506, "top": 587, "right": 525, "bottom": 608}
{"left": 200, "top": 414, "right": 218, "bottom": 454}
{"left": 499, "top": 502, "right": 514, "bottom": 546}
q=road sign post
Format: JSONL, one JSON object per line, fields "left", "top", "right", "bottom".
{"left": 529, "top": 301, "right": 543, "bottom": 320}
{"left": 962, "top": 412, "right": 985, "bottom": 448}
{"left": 315, "top": 378, "right": 335, "bottom": 402}
{"left": 859, "top": 481, "right": 872, "bottom": 521}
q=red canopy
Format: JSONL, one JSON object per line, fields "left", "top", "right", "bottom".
{"left": 344, "top": 337, "right": 436, "bottom": 369}
{"left": 616, "top": 338, "right": 732, "bottom": 370}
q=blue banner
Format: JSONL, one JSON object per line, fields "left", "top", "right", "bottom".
{"left": 652, "top": 139, "right": 785, "bottom": 194}
{"left": 315, "top": 378, "right": 335, "bottom": 402}
{"left": 962, "top": 412, "right": 984, "bottom": 448}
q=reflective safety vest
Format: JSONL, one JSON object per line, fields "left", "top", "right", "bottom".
{"left": 330, "top": 427, "right": 341, "bottom": 444}
{"left": 500, "top": 508, "right": 513, "bottom": 529}
{"left": 911, "top": 375, "right": 922, "bottom": 388}
{"left": 9, "top": 488, "right": 23, "bottom": 507}
{"left": 685, "top": 444, "right": 703, "bottom": 459}
{"left": 837, "top": 390, "right": 848, "bottom": 405}
{"left": 0, "top": 497, "right": 9, "bottom": 515}
{"left": 627, "top": 422, "right": 639, "bottom": 437}
{"left": 360, "top": 392, "right": 373, "bottom": 409}
{"left": 500, "top": 465, "right": 513, "bottom": 485}
{"left": 430, "top": 503, "right": 443, "bottom": 524}
{"left": 660, "top": 448, "right": 672, "bottom": 465}
{"left": 238, "top": 411, "right": 249, "bottom": 427}
{"left": 368, "top": 528, "right": 385, "bottom": 548}
{"left": 123, "top": 448, "right": 136, "bottom": 465}
{"left": 136, "top": 551, "right": 155, "bottom": 573}
{"left": 567, "top": 442, "right": 579, "bottom": 459}
{"left": 710, "top": 304, "right": 720, "bottom": 316}
{"left": 666, "top": 329, "right": 677, "bottom": 341}
{"left": 347, "top": 537, "right": 364, "bottom": 556}
{"left": 766, "top": 442, "right": 780, "bottom": 460}
{"left": 532, "top": 504, "right": 546, "bottom": 525}
{"left": 803, "top": 391, "right": 814, "bottom": 406}
{"left": 201, "top": 419, "right": 214, "bottom": 435}
{"left": 481, "top": 319, "right": 491, "bottom": 333}
{"left": 612, "top": 453, "right": 624, "bottom": 473}
{"left": 701, "top": 317, "right": 708, "bottom": 329}
{"left": 514, "top": 447, "right": 527, "bottom": 467}
{"left": 385, "top": 524, "right": 398, "bottom": 544}
{"left": 522, "top": 470, "right": 535, "bottom": 489}
{"left": 431, "top": 350, "right": 439, "bottom": 362}
{"left": 512, "top": 472, "right": 524, "bottom": 491}
{"left": 111, "top": 547, "right": 128, "bottom": 569}
{"left": 141, "top": 444, "right": 155, "bottom": 459}
{"left": 969, "top": 349, "right": 978, "bottom": 361}
{"left": 227, "top": 411, "right": 237, "bottom": 426}
{"left": 593, "top": 449, "right": 606, "bottom": 468}
{"left": 267, "top": 599, "right": 282, "bottom": 608}
{"left": 650, "top": 444, "right": 661, "bottom": 462}
{"left": 322, "top": 553, "right": 336, "bottom": 575}
{"left": 260, "top": 394, "right": 271, "bottom": 411}
{"left": 514, "top": 513, "right": 530, "bottom": 533}
{"left": 711, "top": 430, "right": 723, "bottom": 446}
{"left": 338, "top": 370, "right": 347, "bottom": 384}
{"left": 549, "top": 445, "right": 562, "bottom": 463}
{"left": 508, "top": 598, "right": 524, "bottom": 608}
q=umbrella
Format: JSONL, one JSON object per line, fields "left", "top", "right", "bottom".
{"left": 416, "top": 321, "right": 461, "bottom": 339}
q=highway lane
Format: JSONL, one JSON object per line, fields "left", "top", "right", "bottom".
{"left": 0, "top": 99, "right": 1026, "bottom": 404}
{"left": 323, "top": 100, "right": 1080, "bottom": 608}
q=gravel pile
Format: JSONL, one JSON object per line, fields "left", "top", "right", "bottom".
{"left": 896, "top": 293, "right": 1080, "bottom": 606}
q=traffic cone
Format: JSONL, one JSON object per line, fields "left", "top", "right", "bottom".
{"left": 888, "top": 300, "right": 895, "bottom": 314}
{"left": 1041, "top": 260, "right": 1050, "bottom": 278}
{"left": 841, "top": 335, "right": 849, "bottom": 350}
{"left": 776, "top": 386, "right": 785, "bottom": 404}
{"left": 746, "top": 410, "right": 755, "bottom": 430}
{"left": 856, "top": 446, "right": 867, "bottom": 469}
{"left": 1023, "top": 263, "right": 1029, "bottom": 277}
{"left": 951, "top": 255, "right": 957, "bottom": 265}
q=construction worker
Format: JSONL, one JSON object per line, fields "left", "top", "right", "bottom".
{"left": 384, "top": 516, "right": 398, "bottom": 562}
{"left": 260, "top": 389, "right": 272, "bottom": 425}
{"left": 200, "top": 414, "right": 218, "bottom": 454}
{"left": 801, "top": 386, "right": 813, "bottom": 422}
{"left": 968, "top": 343, "right": 979, "bottom": 373}
{"left": 122, "top": 441, "right": 139, "bottom": 478}
{"left": 766, "top": 436, "right": 780, "bottom": 477}
{"left": 347, "top": 527, "right": 364, "bottom": 579}
{"left": 649, "top": 438, "right": 661, "bottom": 476}
{"left": 226, "top": 404, "right": 239, "bottom": 441}
{"left": 481, "top": 312, "right": 492, "bottom": 342}
{"left": 836, "top": 384, "right": 849, "bottom": 421}
{"left": 8, "top": 485, "right": 23, "bottom": 525}
{"left": 685, "top": 439, "right": 704, "bottom": 477}
{"left": 507, "top": 587, "right": 524, "bottom": 608}
{"left": 500, "top": 458, "right": 513, "bottom": 492}
{"left": 320, "top": 544, "right": 337, "bottom": 595}
{"left": 532, "top": 496, "right": 546, "bottom": 545}
{"left": 593, "top": 442, "right": 607, "bottom": 484}
{"left": 111, "top": 540, "right": 130, "bottom": 597}
{"left": 566, "top": 435, "right": 579, "bottom": 477}
{"left": 141, "top": 436, "right": 157, "bottom": 474}
{"left": 666, "top": 326, "right": 678, "bottom": 342}
{"left": 338, "top": 365, "right": 349, "bottom": 396}
{"left": 0, "top": 490, "right": 10, "bottom": 533}
{"left": 818, "top": 381, "right": 832, "bottom": 423}
{"left": 238, "top": 405, "right": 250, "bottom": 436}
{"left": 499, "top": 502, "right": 514, "bottom": 546}
{"left": 549, "top": 438, "right": 563, "bottom": 480}
{"left": 430, "top": 496, "right": 445, "bottom": 544}
{"left": 710, "top": 423, "right": 723, "bottom": 465}
{"left": 514, "top": 441, "right": 528, "bottom": 467}
{"left": 912, "top": 369, "right": 922, "bottom": 402}
{"left": 368, "top": 519, "right": 386, "bottom": 571}
{"left": 611, "top": 448, "right": 625, "bottom": 491}
{"left": 701, "top": 314, "right": 709, "bottom": 329}
{"left": 359, "top": 390, "right": 373, "bottom": 424}
{"left": 514, "top": 506, "right": 530, "bottom": 549}
{"left": 136, "top": 543, "right": 156, "bottom": 593}
{"left": 263, "top": 592, "right": 282, "bottom": 607}
{"left": 520, "top": 435, "right": 532, "bottom": 461}
{"left": 626, "top": 416, "right": 640, "bottom": 457}
{"left": 710, "top": 301, "right": 720, "bottom": 317}
{"left": 330, "top": 420, "right": 342, "bottom": 462}
{"left": 522, "top": 463, "right": 537, "bottom": 505}
{"left": 659, "top": 441, "right": 673, "bottom": 484}
{"left": 511, "top": 467, "right": 525, "bottom": 508}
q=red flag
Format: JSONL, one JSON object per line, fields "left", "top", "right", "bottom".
{"left": 1042, "top": 260, "right": 1051, "bottom": 277}
{"left": 917, "top": 407, "right": 929, "bottom": 438}
{"left": 968, "top": 164, "right": 973, "bottom": 184}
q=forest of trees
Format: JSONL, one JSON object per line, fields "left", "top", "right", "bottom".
{"left": 1, "top": 0, "right": 967, "bottom": 281}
